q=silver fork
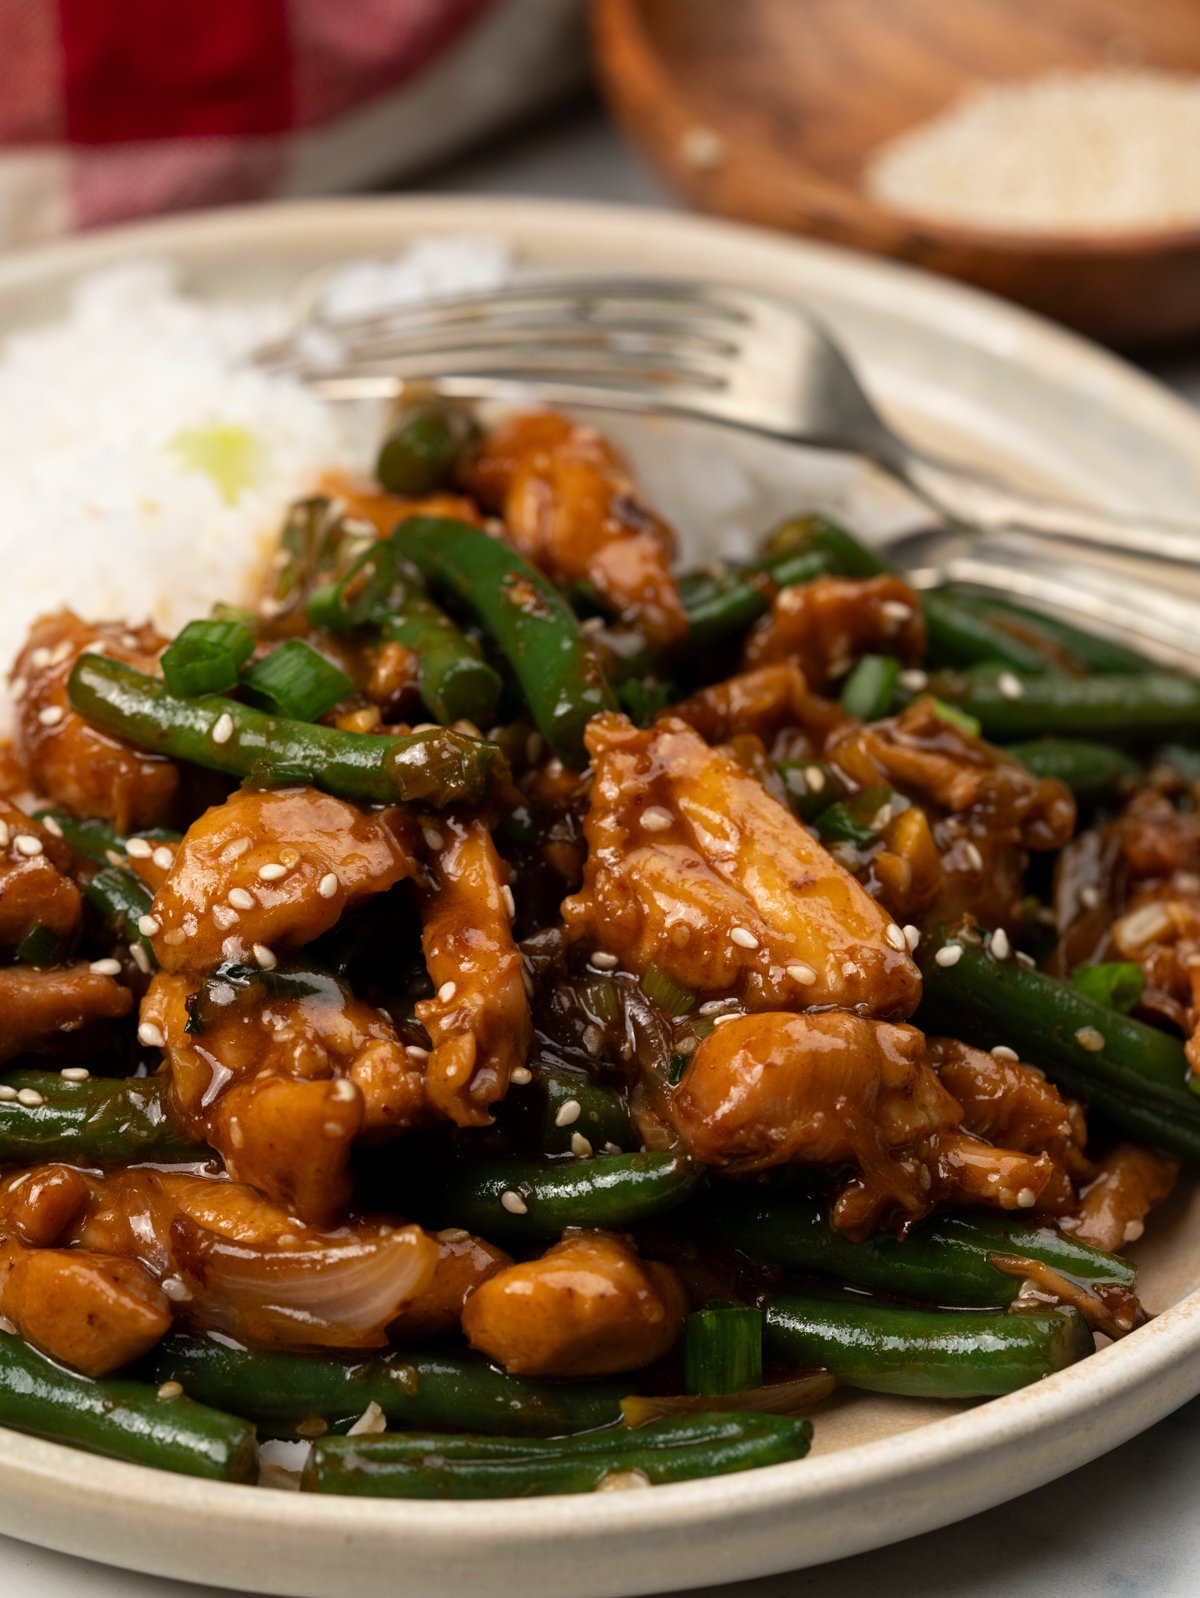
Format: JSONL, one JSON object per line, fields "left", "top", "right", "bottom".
{"left": 255, "top": 273, "right": 1200, "bottom": 665}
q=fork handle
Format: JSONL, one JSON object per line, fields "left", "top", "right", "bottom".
{"left": 885, "top": 445, "right": 1200, "bottom": 571}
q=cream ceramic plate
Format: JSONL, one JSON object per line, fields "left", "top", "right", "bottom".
{"left": 0, "top": 197, "right": 1199, "bottom": 1598}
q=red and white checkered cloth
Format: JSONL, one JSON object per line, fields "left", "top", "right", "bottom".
{"left": 0, "top": 0, "right": 586, "bottom": 246}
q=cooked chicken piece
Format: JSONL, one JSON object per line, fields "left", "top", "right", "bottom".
{"left": 563, "top": 714, "right": 921, "bottom": 1016}
{"left": 665, "top": 664, "right": 844, "bottom": 753}
{"left": 866, "top": 803, "right": 946, "bottom": 924}
{"left": 150, "top": 785, "right": 420, "bottom": 973}
{"left": 744, "top": 575, "right": 925, "bottom": 690}
{"left": 392, "top": 1230, "right": 512, "bottom": 1339}
{"left": 0, "top": 1163, "right": 90, "bottom": 1247}
{"left": 928, "top": 1037, "right": 1088, "bottom": 1173}
{"left": 51, "top": 1167, "right": 443, "bottom": 1350}
{"left": 0, "top": 803, "right": 82, "bottom": 951}
{"left": 460, "top": 412, "right": 688, "bottom": 646}
{"left": 416, "top": 815, "right": 532, "bottom": 1127}
{"left": 11, "top": 610, "right": 179, "bottom": 832}
{"left": 317, "top": 470, "right": 486, "bottom": 538}
{"left": 1066, "top": 1145, "right": 1179, "bottom": 1252}
{"left": 142, "top": 970, "right": 428, "bottom": 1224}
{"left": 0, "top": 962, "right": 131, "bottom": 1065}
{"left": 0, "top": 1236, "right": 170, "bottom": 1376}
{"left": 673, "top": 1012, "right": 1067, "bottom": 1237}
{"left": 462, "top": 1231, "right": 686, "bottom": 1377}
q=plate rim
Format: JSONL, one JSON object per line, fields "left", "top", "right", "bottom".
{"left": 0, "top": 193, "right": 1198, "bottom": 1593}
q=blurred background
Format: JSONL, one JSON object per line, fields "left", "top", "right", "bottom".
{"left": 2, "top": 0, "right": 1200, "bottom": 356}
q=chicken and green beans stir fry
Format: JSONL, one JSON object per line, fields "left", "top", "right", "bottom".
{"left": 0, "top": 403, "right": 1194, "bottom": 1497}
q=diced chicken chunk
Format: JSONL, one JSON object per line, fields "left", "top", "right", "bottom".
{"left": 0, "top": 804, "right": 81, "bottom": 951}
{"left": 0, "top": 963, "right": 131, "bottom": 1065}
{"left": 462, "top": 1231, "right": 686, "bottom": 1376}
{"left": 1067, "top": 1145, "right": 1179, "bottom": 1252}
{"left": 562, "top": 714, "right": 921, "bottom": 1016}
{"left": 150, "top": 785, "right": 420, "bottom": 973}
{"left": 744, "top": 575, "right": 925, "bottom": 689}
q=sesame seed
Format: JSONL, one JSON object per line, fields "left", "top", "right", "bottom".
{"left": 252, "top": 943, "right": 277, "bottom": 970}
{"left": 1075, "top": 1025, "right": 1106, "bottom": 1052}
{"left": 881, "top": 599, "right": 913, "bottom": 623}
{"left": 804, "top": 766, "right": 826, "bottom": 793}
{"left": 730, "top": 926, "right": 759, "bottom": 950}
{"left": 0, "top": 1085, "right": 15, "bottom": 1102}
{"left": 137, "top": 914, "right": 160, "bottom": 938}
{"left": 37, "top": 705, "right": 64, "bottom": 727}
{"left": 570, "top": 1131, "right": 594, "bottom": 1158}
{"left": 787, "top": 962, "right": 818, "bottom": 984}
{"left": 1015, "top": 1187, "right": 1037, "bottom": 1208}
{"left": 130, "top": 943, "right": 152, "bottom": 974}
{"left": 13, "top": 835, "right": 43, "bottom": 857}
{"left": 211, "top": 712, "right": 234, "bottom": 746}
{"left": 934, "top": 943, "right": 963, "bottom": 967}
{"left": 510, "top": 1065, "right": 532, "bottom": 1085}
{"left": 16, "top": 1088, "right": 43, "bottom": 1107}
{"left": 212, "top": 905, "right": 238, "bottom": 930}
{"left": 152, "top": 845, "right": 175, "bottom": 871}
{"left": 227, "top": 1118, "right": 244, "bottom": 1148}
{"left": 963, "top": 842, "right": 984, "bottom": 871}
{"left": 30, "top": 647, "right": 51, "bottom": 669}
{"left": 40, "top": 815, "right": 63, "bottom": 839}
{"left": 997, "top": 672, "right": 1024, "bottom": 701}
{"left": 713, "top": 1013, "right": 739, "bottom": 1027}
{"left": 331, "top": 1079, "right": 356, "bottom": 1102}
{"left": 405, "top": 1045, "right": 430, "bottom": 1061}
{"left": 0, "top": 821, "right": 8, "bottom": 847}
{"left": 501, "top": 885, "right": 516, "bottom": 918}
{"left": 125, "top": 837, "right": 153, "bottom": 859}
{"left": 884, "top": 923, "right": 907, "bottom": 952}
{"left": 500, "top": 1190, "right": 528, "bottom": 1215}
{"left": 641, "top": 806, "right": 673, "bottom": 832}
{"left": 1123, "top": 1220, "right": 1145, "bottom": 1244}
{"left": 437, "top": 981, "right": 457, "bottom": 1003}
{"left": 591, "top": 951, "right": 619, "bottom": 971}
{"left": 422, "top": 825, "right": 445, "bottom": 851}
{"left": 161, "top": 1277, "right": 191, "bottom": 1302}
{"left": 698, "top": 999, "right": 731, "bottom": 1015}
{"left": 903, "top": 924, "right": 921, "bottom": 952}
{"left": 1015, "top": 950, "right": 1036, "bottom": 969}
{"left": 257, "top": 861, "right": 287, "bottom": 881}
{"left": 137, "top": 1022, "right": 165, "bottom": 1049}
{"left": 1079, "top": 885, "right": 1102, "bottom": 911}
{"left": 228, "top": 887, "right": 255, "bottom": 910}
{"left": 105, "top": 849, "right": 124, "bottom": 868}
{"left": 991, "top": 1045, "right": 1020, "bottom": 1062}
{"left": 156, "top": 1381, "right": 184, "bottom": 1401}
{"left": 437, "top": 1228, "right": 470, "bottom": 1244}
{"left": 60, "top": 1067, "right": 90, "bottom": 1082}
{"left": 89, "top": 958, "right": 121, "bottom": 976}
{"left": 898, "top": 668, "right": 928, "bottom": 691}
{"left": 555, "top": 1099, "right": 582, "bottom": 1128}
{"left": 990, "top": 927, "right": 1012, "bottom": 960}
{"left": 318, "top": 872, "right": 338, "bottom": 899}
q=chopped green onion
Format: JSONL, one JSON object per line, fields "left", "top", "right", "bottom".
{"left": 926, "top": 697, "right": 982, "bottom": 738}
{"left": 16, "top": 923, "right": 66, "bottom": 968}
{"left": 685, "top": 1306, "right": 764, "bottom": 1397}
{"left": 618, "top": 678, "right": 676, "bottom": 727}
{"left": 776, "top": 761, "right": 847, "bottom": 822}
{"left": 376, "top": 403, "right": 479, "bottom": 497}
{"left": 580, "top": 978, "right": 621, "bottom": 1026}
{"left": 306, "top": 540, "right": 397, "bottom": 633}
{"left": 840, "top": 655, "right": 900, "bottom": 721}
{"left": 239, "top": 641, "right": 353, "bottom": 722}
{"left": 161, "top": 619, "right": 254, "bottom": 698}
{"left": 641, "top": 964, "right": 696, "bottom": 1017}
{"left": 83, "top": 867, "right": 156, "bottom": 967}
{"left": 1071, "top": 961, "right": 1146, "bottom": 1016}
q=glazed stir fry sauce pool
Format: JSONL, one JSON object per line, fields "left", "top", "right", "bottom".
{"left": 0, "top": 402, "right": 1195, "bottom": 1496}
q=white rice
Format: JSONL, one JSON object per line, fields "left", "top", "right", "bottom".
{"left": 0, "top": 237, "right": 512, "bottom": 736}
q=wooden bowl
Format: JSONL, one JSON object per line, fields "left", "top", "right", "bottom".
{"left": 593, "top": 0, "right": 1200, "bottom": 345}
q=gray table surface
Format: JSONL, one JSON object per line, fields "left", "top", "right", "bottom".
{"left": 4, "top": 103, "right": 1199, "bottom": 1598}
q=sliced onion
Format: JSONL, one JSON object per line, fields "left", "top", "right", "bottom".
{"left": 173, "top": 1217, "right": 437, "bottom": 1349}
{"left": 620, "top": 1370, "right": 837, "bottom": 1428}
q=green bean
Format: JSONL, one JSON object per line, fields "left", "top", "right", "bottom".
{"left": 67, "top": 653, "right": 498, "bottom": 809}
{"left": 920, "top": 931, "right": 1200, "bottom": 1160}
{"left": 380, "top": 595, "right": 501, "bottom": 728}
{"left": 840, "top": 655, "right": 900, "bottom": 720}
{"left": 0, "top": 1330, "right": 256, "bottom": 1481}
{"left": 152, "top": 1335, "right": 623, "bottom": 1440}
{"left": 414, "top": 1152, "right": 697, "bottom": 1241}
{"left": 376, "top": 402, "right": 479, "bottom": 497}
{"left": 696, "top": 1190, "right": 1135, "bottom": 1308}
{"left": 679, "top": 548, "right": 830, "bottom": 647}
{"left": 764, "top": 1295, "right": 1093, "bottom": 1399}
{"left": 515, "top": 1064, "right": 632, "bottom": 1156}
{"left": 764, "top": 515, "right": 888, "bottom": 578}
{"left": 947, "top": 591, "right": 1153, "bottom": 674}
{"left": 685, "top": 1307, "right": 764, "bottom": 1396}
{"left": 393, "top": 516, "right": 617, "bottom": 766}
{"left": 927, "top": 666, "right": 1200, "bottom": 741}
{"left": 83, "top": 865, "right": 157, "bottom": 967}
{"left": 303, "top": 1412, "right": 811, "bottom": 1497}
{"left": 0, "top": 1069, "right": 203, "bottom": 1164}
{"left": 1005, "top": 738, "right": 1141, "bottom": 802}
{"left": 922, "top": 589, "right": 1063, "bottom": 675}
